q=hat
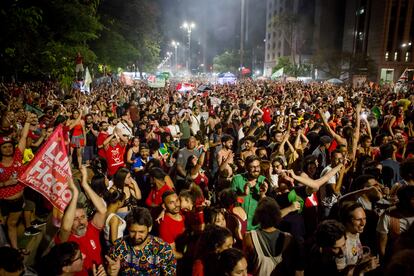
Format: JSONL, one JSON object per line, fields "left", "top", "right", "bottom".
{"left": 320, "top": 135, "right": 332, "bottom": 144}
{"left": 0, "top": 136, "right": 13, "bottom": 146}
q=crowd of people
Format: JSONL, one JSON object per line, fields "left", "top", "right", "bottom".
{"left": 0, "top": 78, "right": 414, "bottom": 275}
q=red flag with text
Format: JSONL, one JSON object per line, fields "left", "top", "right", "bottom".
{"left": 19, "top": 124, "right": 73, "bottom": 212}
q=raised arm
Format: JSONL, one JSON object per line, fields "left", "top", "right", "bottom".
{"left": 318, "top": 110, "right": 346, "bottom": 145}
{"left": 351, "top": 103, "right": 362, "bottom": 160}
{"left": 58, "top": 178, "right": 79, "bottom": 242}
{"left": 80, "top": 165, "right": 107, "bottom": 228}
{"left": 288, "top": 164, "right": 343, "bottom": 190}
{"left": 18, "top": 112, "right": 37, "bottom": 153}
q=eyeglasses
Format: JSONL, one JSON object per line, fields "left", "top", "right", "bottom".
{"left": 72, "top": 252, "right": 83, "bottom": 263}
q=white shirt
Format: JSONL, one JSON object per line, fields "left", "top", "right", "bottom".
{"left": 168, "top": 124, "right": 180, "bottom": 141}
{"left": 116, "top": 121, "right": 133, "bottom": 138}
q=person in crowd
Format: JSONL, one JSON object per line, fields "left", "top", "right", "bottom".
{"left": 97, "top": 121, "right": 110, "bottom": 159}
{"left": 0, "top": 112, "right": 36, "bottom": 253}
{"left": 125, "top": 136, "right": 140, "bottom": 167}
{"left": 215, "top": 248, "right": 248, "bottom": 276}
{"left": 108, "top": 207, "right": 176, "bottom": 275}
{"left": 216, "top": 134, "right": 235, "bottom": 190}
{"left": 306, "top": 220, "right": 347, "bottom": 275}
{"left": 185, "top": 145, "right": 208, "bottom": 197}
{"left": 240, "top": 136, "right": 257, "bottom": 161}
{"left": 312, "top": 135, "right": 332, "bottom": 170}
{"left": 68, "top": 109, "right": 86, "bottom": 168}
{"left": 146, "top": 167, "right": 174, "bottom": 208}
{"left": 110, "top": 167, "right": 141, "bottom": 218}
{"left": 176, "top": 136, "right": 201, "bottom": 191}
{"left": 39, "top": 241, "right": 107, "bottom": 276}
{"left": 192, "top": 225, "right": 233, "bottom": 276}
{"left": 319, "top": 150, "right": 349, "bottom": 218}
{"left": 231, "top": 155, "right": 268, "bottom": 230}
{"left": 56, "top": 166, "right": 107, "bottom": 275}
{"left": 103, "top": 190, "right": 127, "bottom": 245}
{"left": 83, "top": 113, "right": 98, "bottom": 165}
{"left": 103, "top": 132, "right": 128, "bottom": 177}
{"left": 158, "top": 190, "right": 185, "bottom": 258}
{"left": 0, "top": 246, "right": 25, "bottom": 276}
{"left": 339, "top": 201, "right": 380, "bottom": 273}
{"left": 243, "top": 196, "right": 303, "bottom": 276}
{"left": 377, "top": 185, "right": 414, "bottom": 260}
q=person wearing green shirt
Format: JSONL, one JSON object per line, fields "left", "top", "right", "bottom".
{"left": 231, "top": 155, "right": 268, "bottom": 231}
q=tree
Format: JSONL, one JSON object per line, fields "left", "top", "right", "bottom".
{"left": 272, "top": 56, "right": 311, "bottom": 77}
{"left": 311, "top": 50, "right": 376, "bottom": 79}
{"left": 0, "top": 0, "right": 102, "bottom": 84}
{"left": 93, "top": 0, "right": 161, "bottom": 76}
{"left": 213, "top": 50, "right": 240, "bottom": 73}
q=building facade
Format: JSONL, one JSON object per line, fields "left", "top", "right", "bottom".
{"left": 343, "top": 0, "right": 414, "bottom": 82}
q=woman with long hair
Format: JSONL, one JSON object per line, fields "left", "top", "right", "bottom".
{"left": 110, "top": 167, "right": 142, "bottom": 218}
{"left": 185, "top": 146, "right": 209, "bottom": 198}
{"left": 67, "top": 108, "right": 86, "bottom": 168}
{"left": 103, "top": 190, "right": 127, "bottom": 245}
{"left": 192, "top": 225, "right": 234, "bottom": 276}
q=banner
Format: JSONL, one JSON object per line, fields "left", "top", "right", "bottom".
{"left": 271, "top": 68, "right": 284, "bottom": 80}
{"left": 84, "top": 67, "right": 92, "bottom": 94}
{"left": 19, "top": 124, "right": 73, "bottom": 213}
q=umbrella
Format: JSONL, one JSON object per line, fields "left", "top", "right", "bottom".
{"left": 326, "top": 78, "right": 343, "bottom": 84}
{"left": 198, "top": 84, "right": 213, "bottom": 92}
{"left": 241, "top": 67, "right": 251, "bottom": 75}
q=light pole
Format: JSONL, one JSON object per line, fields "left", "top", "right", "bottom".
{"left": 171, "top": 40, "right": 180, "bottom": 72}
{"left": 182, "top": 22, "right": 195, "bottom": 73}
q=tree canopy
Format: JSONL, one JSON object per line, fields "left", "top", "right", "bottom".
{"left": 0, "top": 0, "right": 161, "bottom": 83}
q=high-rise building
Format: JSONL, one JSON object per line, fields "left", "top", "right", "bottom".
{"left": 263, "top": 0, "right": 344, "bottom": 77}
{"left": 343, "top": 0, "right": 414, "bottom": 82}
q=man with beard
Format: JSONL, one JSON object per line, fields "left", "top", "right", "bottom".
{"left": 240, "top": 136, "right": 257, "bottom": 161}
{"left": 158, "top": 190, "right": 185, "bottom": 259}
{"left": 108, "top": 207, "right": 176, "bottom": 275}
{"left": 306, "top": 220, "right": 348, "bottom": 275}
{"left": 56, "top": 166, "right": 107, "bottom": 276}
{"left": 176, "top": 136, "right": 201, "bottom": 191}
{"left": 231, "top": 155, "right": 268, "bottom": 230}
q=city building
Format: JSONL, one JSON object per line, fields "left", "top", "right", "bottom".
{"left": 263, "top": 0, "right": 344, "bottom": 78}
{"left": 343, "top": 0, "right": 414, "bottom": 83}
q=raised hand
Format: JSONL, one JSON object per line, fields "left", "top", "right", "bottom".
{"left": 105, "top": 255, "right": 121, "bottom": 276}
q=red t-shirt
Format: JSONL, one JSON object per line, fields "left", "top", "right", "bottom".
{"left": 145, "top": 184, "right": 173, "bottom": 207}
{"left": 105, "top": 144, "right": 126, "bottom": 176}
{"left": 55, "top": 222, "right": 102, "bottom": 276}
{"left": 97, "top": 132, "right": 109, "bottom": 159}
{"left": 262, "top": 107, "right": 272, "bottom": 124}
{"left": 159, "top": 213, "right": 185, "bottom": 244}
{"left": 0, "top": 148, "right": 26, "bottom": 199}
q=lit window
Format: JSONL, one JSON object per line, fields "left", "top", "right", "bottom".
{"left": 394, "top": 52, "right": 398, "bottom": 61}
{"left": 406, "top": 52, "right": 410, "bottom": 62}
{"left": 385, "top": 52, "right": 389, "bottom": 61}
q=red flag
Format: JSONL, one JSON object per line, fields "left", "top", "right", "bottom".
{"left": 19, "top": 125, "right": 73, "bottom": 212}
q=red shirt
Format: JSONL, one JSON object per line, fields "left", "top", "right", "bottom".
{"left": 159, "top": 213, "right": 185, "bottom": 244}
{"left": 55, "top": 222, "right": 102, "bottom": 276}
{"left": 262, "top": 107, "right": 272, "bottom": 124}
{"left": 97, "top": 132, "right": 109, "bottom": 158}
{"left": 0, "top": 148, "right": 26, "bottom": 199}
{"left": 145, "top": 184, "right": 172, "bottom": 207}
{"left": 105, "top": 144, "right": 126, "bottom": 176}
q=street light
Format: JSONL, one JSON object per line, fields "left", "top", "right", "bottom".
{"left": 181, "top": 22, "right": 196, "bottom": 72}
{"left": 171, "top": 40, "right": 180, "bottom": 72}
